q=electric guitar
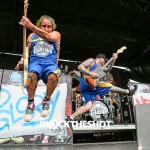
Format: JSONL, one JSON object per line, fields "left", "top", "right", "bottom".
{"left": 23, "top": 0, "right": 29, "bottom": 87}
{"left": 83, "top": 46, "right": 127, "bottom": 88}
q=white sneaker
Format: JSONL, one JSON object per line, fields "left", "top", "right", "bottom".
{"left": 41, "top": 101, "right": 50, "bottom": 117}
{"left": 23, "top": 103, "right": 35, "bottom": 122}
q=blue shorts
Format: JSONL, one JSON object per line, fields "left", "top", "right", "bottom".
{"left": 80, "top": 78, "right": 112, "bottom": 104}
{"left": 26, "top": 59, "right": 61, "bottom": 88}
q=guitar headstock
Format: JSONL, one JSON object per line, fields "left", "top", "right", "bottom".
{"left": 117, "top": 46, "right": 127, "bottom": 54}
{"left": 24, "top": 0, "right": 29, "bottom": 9}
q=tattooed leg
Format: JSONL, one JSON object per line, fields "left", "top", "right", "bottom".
{"left": 110, "top": 85, "right": 129, "bottom": 94}
{"left": 70, "top": 101, "right": 93, "bottom": 120}
{"left": 28, "top": 73, "right": 38, "bottom": 101}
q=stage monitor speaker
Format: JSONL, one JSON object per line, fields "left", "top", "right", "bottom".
{"left": 136, "top": 103, "right": 150, "bottom": 149}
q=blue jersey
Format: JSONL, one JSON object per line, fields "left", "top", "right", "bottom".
{"left": 88, "top": 60, "right": 97, "bottom": 72}
{"left": 30, "top": 33, "right": 58, "bottom": 63}
{"left": 25, "top": 33, "right": 61, "bottom": 89}
{"left": 80, "top": 60, "right": 98, "bottom": 93}
{"left": 80, "top": 60, "right": 112, "bottom": 104}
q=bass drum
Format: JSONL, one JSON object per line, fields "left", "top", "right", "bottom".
{"left": 89, "top": 100, "right": 109, "bottom": 121}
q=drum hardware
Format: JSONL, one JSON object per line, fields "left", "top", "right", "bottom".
{"left": 72, "top": 94, "right": 84, "bottom": 121}
{"left": 72, "top": 99, "right": 83, "bottom": 111}
{"left": 108, "top": 104, "right": 115, "bottom": 124}
{"left": 102, "top": 95, "right": 111, "bottom": 106}
{"left": 72, "top": 102, "right": 83, "bottom": 121}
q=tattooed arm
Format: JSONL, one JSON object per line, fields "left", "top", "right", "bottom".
{"left": 78, "top": 58, "right": 98, "bottom": 78}
{"left": 104, "top": 61, "right": 115, "bottom": 72}
{"left": 78, "top": 58, "right": 93, "bottom": 75}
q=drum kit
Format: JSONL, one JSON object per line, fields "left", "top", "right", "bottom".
{"left": 72, "top": 92, "right": 120, "bottom": 124}
{"left": 90, "top": 100, "right": 110, "bottom": 121}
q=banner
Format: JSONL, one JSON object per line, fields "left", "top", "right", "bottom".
{"left": 0, "top": 70, "right": 72, "bottom": 145}
{"left": 130, "top": 83, "right": 150, "bottom": 106}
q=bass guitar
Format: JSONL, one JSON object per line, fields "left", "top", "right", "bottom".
{"left": 23, "top": 0, "right": 29, "bottom": 87}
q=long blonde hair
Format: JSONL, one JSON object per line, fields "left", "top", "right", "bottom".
{"left": 36, "top": 15, "right": 56, "bottom": 30}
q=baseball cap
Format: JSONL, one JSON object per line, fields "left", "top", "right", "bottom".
{"left": 96, "top": 54, "right": 107, "bottom": 61}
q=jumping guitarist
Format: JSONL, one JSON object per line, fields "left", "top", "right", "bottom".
{"left": 65, "top": 47, "right": 137, "bottom": 123}
{"left": 81, "top": 53, "right": 116, "bottom": 88}
{"left": 15, "top": 15, "right": 61, "bottom": 122}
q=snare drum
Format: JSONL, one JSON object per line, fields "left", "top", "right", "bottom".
{"left": 89, "top": 100, "right": 110, "bottom": 121}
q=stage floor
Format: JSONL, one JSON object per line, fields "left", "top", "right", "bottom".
{"left": 73, "top": 123, "right": 136, "bottom": 133}
{"left": 0, "top": 141, "right": 137, "bottom": 150}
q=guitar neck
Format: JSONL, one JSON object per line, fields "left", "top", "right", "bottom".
{"left": 23, "top": 28, "right": 27, "bottom": 58}
{"left": 101, "top": 50, "right": 121, "bottom": 70}
{"left": 101, "top": 57, "right": 113, "bottom": 70}
{"left": 101, "top": 46, "right": 126, "bottom": 71}
{"left": 23, "top": 1, "right": 28, "bottom": 59}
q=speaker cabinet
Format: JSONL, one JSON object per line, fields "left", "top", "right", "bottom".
{"left": 120, "top": 95, "right": 135, "bottom": 124}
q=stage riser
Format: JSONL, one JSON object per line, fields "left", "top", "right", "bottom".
{"left": 0, "top": 69, "right": 73, "bottom": 145}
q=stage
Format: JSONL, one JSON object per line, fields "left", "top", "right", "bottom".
{"left": 1, "top": 70, "right": 150, "bottom": 149}
{"left": 0, "top": 141, "right": 137, "bottom": 150}
{"left": 73, "top": 123, "right": 136, "bottom": 134}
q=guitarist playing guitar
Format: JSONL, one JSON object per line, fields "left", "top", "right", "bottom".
{"left": 65, "top": 46, "right": 137, "bottom": 122}
{"left": 82, "top": 46, "right": 127, "bottom": 88}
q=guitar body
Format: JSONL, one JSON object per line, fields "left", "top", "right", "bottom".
{"left": 86, "top": 76, "right": 99, "bottom": 88}
{"left": 84, "top": 65, "right": 106, "bottom": 88}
